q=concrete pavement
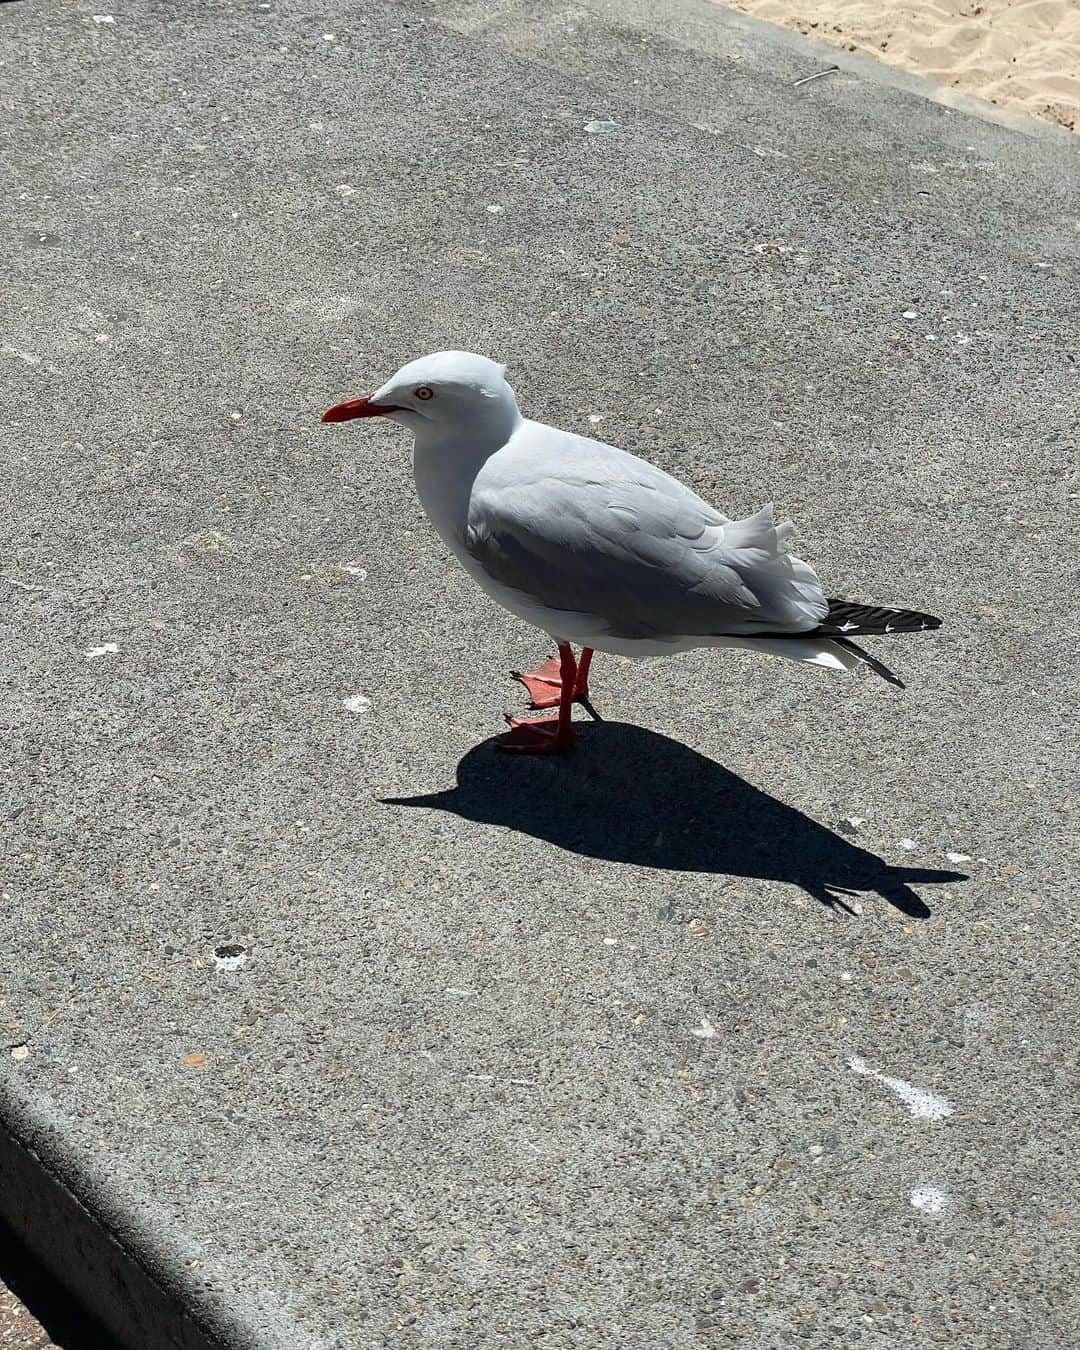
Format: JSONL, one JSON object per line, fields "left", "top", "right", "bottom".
{"left": 1, "top": 1, "right": 1076, "bottom": 1346}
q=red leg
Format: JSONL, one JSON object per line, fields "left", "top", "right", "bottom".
{"left": 574, "top": 647, "right": 593, "bottom": 697}
{"left": 512, "top": 645, "right": 595, "bottom": 709}
{"left": 500, "top": 643, "right": 579, "bottom": 753}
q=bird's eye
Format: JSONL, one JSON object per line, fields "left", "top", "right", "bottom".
{"left": 415, "top": 386, "right": 434, "bottom": 401}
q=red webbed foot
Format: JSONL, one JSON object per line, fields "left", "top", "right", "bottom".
{"left": 498, "top": 713, "right": 579, "bottom": 754}
{"left": 510, "top": 657, "right": 565, "bottom": 708}
{"left": 511, "top": 648, "right": 595, "bottom": 712}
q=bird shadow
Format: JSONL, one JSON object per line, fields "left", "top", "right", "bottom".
{"left": 383, "top": 722, "right": 966, "bottom": 917}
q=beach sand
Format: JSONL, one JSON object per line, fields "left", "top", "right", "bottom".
{"left": 724, "top": 1, "right": 1080, "bottom": 131}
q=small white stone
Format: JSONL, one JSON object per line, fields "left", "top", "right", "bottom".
{"left": 588, "top": 414, "right": 603, "bottom": 425}
{"left": 899, "top": 838, "right": 918, "bottom": 851}
{"left": 839, "top": 971, "right": 853, "bottom": 982}
{"left": 341, "top": 563, "right": 368, "bottom": 579}
{"left": 91, "top": 15, "right": 116, "bottom": 24}
{"left": 322, "top": 33, "right": 336, "bottom": 42}
{"left": 10, "top": 1045, "right": 29, "bottom": 1062}
{"left": 334, "top": 184, "right": 356, "bottom": 198}
{"left": 584, "top": 119, "right": 622, "bottom": 134}
{"left": 902, "top": 310, "right": 918, "bottom": 320}
{"left": 85, "top": 642, "right": 120, "bottom": 658}
{"left": 486, "top": 203, "right": 504, "bottom": 214}
{"left": 690, "top": 1018, "right": 719, "bottom": 1039}
{"left": 602, "top": 936, "right": 618, "bottom": 946}
{"left": 342, "top": 694, "right": 370, "bottom": 714}
{"left": 213, "top": 950, "right": 247, "bottom": 973}
{"left": 946, "top": 851, "right": 971, "bottom": 864}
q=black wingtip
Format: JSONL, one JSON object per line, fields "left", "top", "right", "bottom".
{"left": 822, "top": 600, "right": 943, "bottom": 637}
{"left": 833, "top": 636, "right": 906, "bottom": 688}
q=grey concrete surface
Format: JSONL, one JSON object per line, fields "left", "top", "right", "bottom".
{"left": 419, "top": 0, "right": 1080, "bottom": 263}
{"left": 1, "top": 1, "right": 1077, "bottom": 1346}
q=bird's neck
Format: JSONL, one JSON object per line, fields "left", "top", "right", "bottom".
{"left": 411, "top": 406, "right": 521, "bottom": 546}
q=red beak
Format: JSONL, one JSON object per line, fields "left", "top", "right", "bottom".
{"left": 321, "top": 396, "right": 402, "bottom": 423}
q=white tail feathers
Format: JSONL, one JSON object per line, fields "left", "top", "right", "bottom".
{"left": 713, "top": 634, "right": 863, "bottom": 673}
{"left": 712, "top": 634, "right": 905, "bottom": 686}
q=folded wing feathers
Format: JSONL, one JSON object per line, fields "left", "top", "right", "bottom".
{"left": 717, "top": 504, "right": 829, "bottom": 631}
{"left": 719, "top": 513, "right": 942, "bottom": 640}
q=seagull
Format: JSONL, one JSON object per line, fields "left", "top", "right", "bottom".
{"left": 323, "top": 351, "right": 941, "bottom": 753}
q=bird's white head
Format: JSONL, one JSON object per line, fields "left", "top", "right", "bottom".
{"left": 322, "top": 350, "right": 520, "bottom": 440}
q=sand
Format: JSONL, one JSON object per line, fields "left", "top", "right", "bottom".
{"left": 724, "top": 1, "right": 1080, "bottom": 131}
{"left": 0, "top": 1280, "right": 56, "bottom": 1350}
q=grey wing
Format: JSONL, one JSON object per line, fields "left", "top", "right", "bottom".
{"left": 464, "top": 472, "right": 828, "bottom": 639}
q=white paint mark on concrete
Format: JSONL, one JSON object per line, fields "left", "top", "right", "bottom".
{"left": 342, "top": 694, "right": 370, "bottom": 714}
{"left": 85, "top": 642, "right": 120, "bottom": 658}
{"left": 910, "top": 1186, "right": 950, "bottom": 1213}
{"left": 742, "top": 143, "right": 791, "bottom": 161}
{"left": 2, "top": 344, "right": 41, "bottom": 365}
{"left": 848, "top": 1056, "right": 954, "bottom": 1121}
